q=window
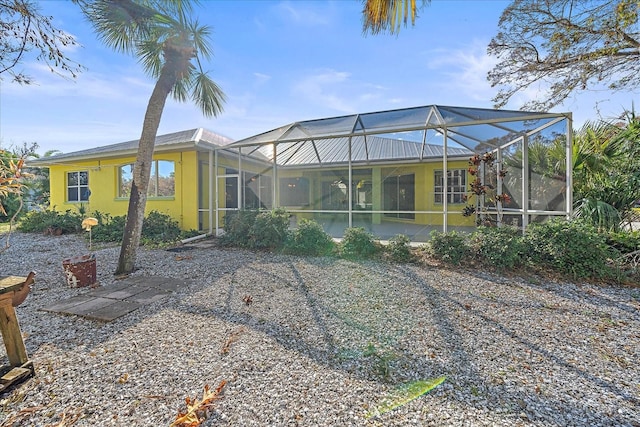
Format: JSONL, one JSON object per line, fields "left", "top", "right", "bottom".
{"left": 321, "top": 180, "right": 348, "bottom": 210}
{"left": 384, "top": 174, "right": 415, "bottom": 219}
{"left": 244, "top": 172, "right": 272, "bottom": 209}
{"left": 67, "top": 171, "right": 89, "bottom": 202}
{"left": 434, "top": 169, "right": 467, "bottom": 204}
{"left": 119, "top": 160, "right": 175, "bottom": 198}
{"left": 279, "top": 177, "right": 309, "bottom": 206}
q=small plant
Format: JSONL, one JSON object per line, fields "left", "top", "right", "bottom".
{"left": 426, "top": 230, "right": 469, "bottom": 264}
{"left": 468, "top": 226, "right": 526, "bottom": 269}
{"left": 363, "top": 342, "right": 397, "bottom": 379}
{"left": 606, "top": 230, "right": 640, "bottom": 254}
{"left": 141, "top": 210, "right": 182, "bottom": 245}
{"left": 249, "top": 208, "right": 290, "bottom": 249}
{"left": 89, "top": 211, "right": 127, "bottom": 243}
{"left": 463, "top": 151, "right": 510, "bottom": 226}
{"left": 524, "top": 219, "right": 619, "bottom": 280}
{"left": 386, "top": 234, "right": 415, "bottom": 263}
{"left": 17, "top": 208, "right": 82, "bottom": 234}
{"left": 283, "top": 218, "right": 335, "bottom": 256}
{"left": 219, "top": 209, "right": 259, "bottom": 247}
{"left": 340, "top": 227, "right": 379, "bottom": 259}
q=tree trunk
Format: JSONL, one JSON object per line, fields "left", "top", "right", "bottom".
{"left": 115, "top": 70, "right": 176, "bottom": 275}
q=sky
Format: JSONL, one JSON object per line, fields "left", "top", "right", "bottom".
{"left": 0, "top": 0, "right": 637, "bottom": 155}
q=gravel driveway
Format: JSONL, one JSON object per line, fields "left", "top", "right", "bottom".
{"left": 1, "top": 232, "right": 639, "bottom": 426}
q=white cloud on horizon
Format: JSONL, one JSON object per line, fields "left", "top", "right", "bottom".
{"left": 253, "top": 72, "right": 271, "bottom": 85}
{"left": 293, "top": 69, "right": 356, "bottom": 113}
{"left": 274, "top": 1, "right": 332, "bottom": 26}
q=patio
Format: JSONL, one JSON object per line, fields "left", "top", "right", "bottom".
{"left": 207, "top": 105, "right": 573, "bottom": 240}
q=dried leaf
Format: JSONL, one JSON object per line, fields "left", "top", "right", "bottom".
{"left": 171, "top": 381, "right": 226, "bottom": 427}
{"left": 220, "top": 327, "right": 245, "bottom": 355}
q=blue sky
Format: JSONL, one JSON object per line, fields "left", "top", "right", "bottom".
{"left": 0, "top": 0, "right": 637, "bottom": 155}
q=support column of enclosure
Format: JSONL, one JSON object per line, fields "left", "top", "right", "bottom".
{"left": 442, "top": 127, "right": 448, "bottom": 232}
{"left": 522, "top": 134, "right": 529, "bottom": 229}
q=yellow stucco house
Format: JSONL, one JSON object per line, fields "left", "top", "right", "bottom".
{"left": 32, "top": 128, "right": 231, "bottom": 232}
{"left": 32, "top": 105, "right": 573, "bottom": 242}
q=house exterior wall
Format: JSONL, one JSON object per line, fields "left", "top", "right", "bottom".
{"left": 47, "top": 149, "right": 475, "bottom": 237}
{"left": 48, "top": 151, "right": 201, "bottom": 231}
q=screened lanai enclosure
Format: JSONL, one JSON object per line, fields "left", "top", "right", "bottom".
{"left": 205, "top": 105, "right": 572, "bottom": 242}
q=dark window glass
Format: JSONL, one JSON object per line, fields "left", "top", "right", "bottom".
{"left": 384, "top": 174, "right": 415, "bottom": 219}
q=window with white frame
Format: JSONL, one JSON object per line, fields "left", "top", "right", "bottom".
{"left": 67, "top": 171, "right": 89, "bottom": 202}
{"left": 118, "top": 160, "right": 175, "bottom": 198}
{"left": 434, "top": 169, "right": 467, "bottom": 204}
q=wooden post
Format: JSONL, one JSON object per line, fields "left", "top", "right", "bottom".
{"left": 0, "top": 276, "right": 32, "bottom": 367}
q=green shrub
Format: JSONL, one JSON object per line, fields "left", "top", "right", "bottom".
{"left": 468, "top": 226, "right": 526, "bottom": 269}
{"left": 426, "top": 230, "right": 469, "bottom": 264}
{"left": 386, "top": 234, "right": 415, "bottom": 263}
{"left": 18, "top": 208, "right": 82, "bottom": 234}
{"left": 0, "top": 193, "right": 25, "bottom": 222}
{"left": 88, "top": 211, "right": 127, "bottom": 243}
{"left": 340, "top": 227, "right": 379, "bottom": 259}
{"left": 606, "top": 230, "right": 640, "bottom": 254}
{"left": 83, "top": 210, "right": 197, "bottom": 245}
{"left": 249, "top": 208, "right": 290, "bottom": 249}
{"left": 284, "top": 218, "right": 335, "bottom": 256}
{"left": 524, "top": 219, "right": 619, "bottom": 280}
{"left": 219, "top": 210, "right": 259, "bottom": 247}
{"left": 219, "top": 209, "right": 290, "bottom": 249}
{"left": 141, "top": 211, "right": 182, "bottom": 245}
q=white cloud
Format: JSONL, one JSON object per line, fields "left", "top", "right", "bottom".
{"left": 253, "top": 73, "right": 271, "bottom": 85}
{"left": 293, "top": 69, "right": 355, "bottom": 113}
{"left": 426, "top": 40, "right": 498, "bottom": 104}
{"left": 274, "top": 1, "right": 331, "bottom": 26}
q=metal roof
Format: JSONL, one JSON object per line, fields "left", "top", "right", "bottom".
{"left": 221, "top": 105, "right": 570, "bottom": 166}
{"left": 250, "top": 135, "right": 472, "bottom": 167}
{"left": 29, "top": 128, "right": 233, "bottom": 165}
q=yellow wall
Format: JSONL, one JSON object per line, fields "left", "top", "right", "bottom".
{"left": 274, "top": 160, "right": 474, "bottom": 227}
{"left": 48, "top": 151, "right": 201, "bottom": 231}
{"left": 49, "top": 149, "right": 474, "bottom": 232}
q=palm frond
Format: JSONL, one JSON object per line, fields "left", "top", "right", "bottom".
{"left": 137, "top": 38, "right": 164, "bottom": 77}
{"left": 171, "top": 74, "right": 189, "bottom": 103}
{"left": 188, "top": 19, "right": 214, "bottom": 60}
{"left": 573, "top": 198, "right": 621, "bottom": 232}
{"left": 84, "top": 0, "right": 158, "bottom": 53}
{"left": 362, "top": 0, "right": 428, "bottom": 35}
{"left": 191, "top": 72, "right": 225, "bottom": 118}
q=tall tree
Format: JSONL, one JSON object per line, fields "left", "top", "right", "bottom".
{"left": 488, "top": 0, "right": 640, "bottom": 111}
{"left": 80, "top": 0, "right": 225, "bottom": 274}
{"left": 362, "top": 0, "right": 429, "bottom": 35}
{"left": 0, "top": 0, "right": 82, "bottom": 83}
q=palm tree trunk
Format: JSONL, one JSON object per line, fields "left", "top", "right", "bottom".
{"left": 115, "top": 69, "right": 176, "bottom": 275}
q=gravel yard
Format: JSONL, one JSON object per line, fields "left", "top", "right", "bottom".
{"left": 1, "top": 232, "right": 639, "bottom": 426}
